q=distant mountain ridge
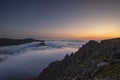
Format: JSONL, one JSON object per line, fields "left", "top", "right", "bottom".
{"left": 38, "top": 38, "right": 120, "bottom": 80}
{"left": 0, "top": 38, "right": 44, "bottom": 47}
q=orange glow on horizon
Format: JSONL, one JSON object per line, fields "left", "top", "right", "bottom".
{"left": 44, "top": 33, "right": 120, "bottom": 40}
{"left": 35, "top": 17, "right": 120, "bottom": 40}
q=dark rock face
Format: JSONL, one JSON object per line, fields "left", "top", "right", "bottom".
{"left": 38, "top": 38, "right": 120, "bottom": 80}
{"left": 38, "top": 40, "right": 46, "bottom": 46}
{"left": 0, "top": 38, "right": 43, "bottom": 47}
{"left": 39, "top": 42, "right": 45, "bottom": 46}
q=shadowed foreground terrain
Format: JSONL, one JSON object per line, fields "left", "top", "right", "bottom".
{"left": 38, "top": 38, "right": 120, "bottom": 80}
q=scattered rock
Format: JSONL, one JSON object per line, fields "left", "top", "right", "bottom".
{"left": 97, "top": 62, "right": 110, "bottom": 68}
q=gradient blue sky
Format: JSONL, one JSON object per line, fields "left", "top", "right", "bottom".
{"left": 0, "top": 0, "right": 120, "bottom": 40}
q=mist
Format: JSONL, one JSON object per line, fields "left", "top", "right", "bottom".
{"left": 0, "top": 40, "right": 87, "bottom": 80}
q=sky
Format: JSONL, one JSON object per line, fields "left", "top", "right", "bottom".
{"left": 0, "top": 0, "right": 120, "bottom": 40}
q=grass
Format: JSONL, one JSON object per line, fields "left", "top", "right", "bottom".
{"left": 96, "top": 63, "right": 120, "bottom": 78}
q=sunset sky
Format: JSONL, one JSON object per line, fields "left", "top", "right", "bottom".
{"left": 0, "top": 0, "right": 120, "bottom": 40}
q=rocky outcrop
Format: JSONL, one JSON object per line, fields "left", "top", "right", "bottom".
{"left": 38, "top": 40, "right": 46, "bottom": 46}
{"left": 37, "top": 38, "right": 120, "bottom": 80}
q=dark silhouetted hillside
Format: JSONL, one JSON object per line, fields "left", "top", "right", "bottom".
{"left": 0, "top": 38, "right": 44, "bottom": 47}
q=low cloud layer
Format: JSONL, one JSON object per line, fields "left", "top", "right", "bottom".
{"left": 0, "top": 40, "right": 87, "bottom": 80}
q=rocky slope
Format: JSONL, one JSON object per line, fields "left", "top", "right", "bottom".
{"left": 38, "top": 38, "right": 120, "bottom": 80}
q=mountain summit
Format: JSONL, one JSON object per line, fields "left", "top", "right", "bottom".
{"left": 38, "top": 38, "right": 120, "bottom": 80}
